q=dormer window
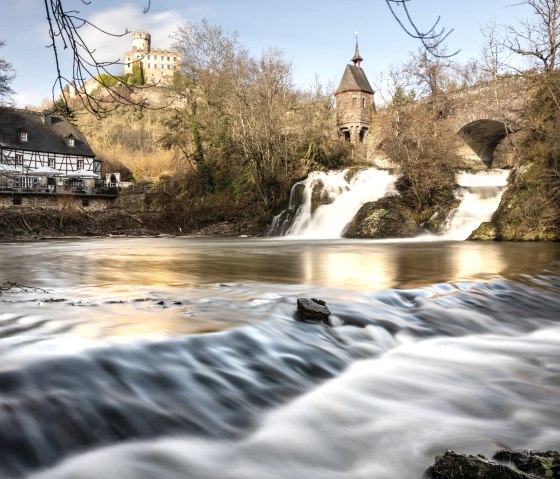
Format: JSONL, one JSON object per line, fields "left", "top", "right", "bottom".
{"left": 65, "top": 135, "right": 76, "bottom": 147}
{"left": 19, "top": 130, "right": 28, "bottom": 142}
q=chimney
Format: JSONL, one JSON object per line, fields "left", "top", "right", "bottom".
{"left": 42, "top": 110, "right": 52, "bottom": 125}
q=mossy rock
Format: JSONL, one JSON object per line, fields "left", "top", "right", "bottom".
{"left": 491, "top": 165, "right": 560, "bottom": 240}
{"left": 469, "top": 221, "right": 498, "bottom": 240}
{"left": 343, "top": 195, "right": 421, "bottom": 239}
{"left": 426, "top": 450, "right": 560, "bottom": 479}
{"left": 310, "top": 180, "right": 333, "bottom": 214}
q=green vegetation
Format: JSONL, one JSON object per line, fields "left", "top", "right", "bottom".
{"left": 131, "top": 62, "right": 144, "bottom": 86}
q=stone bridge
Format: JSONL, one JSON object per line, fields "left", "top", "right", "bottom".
{"left": 369, "top": 76, "right": 530, "bottom": 168}
{"left": 443, "top": 76, "right": 528, "bottom": 167}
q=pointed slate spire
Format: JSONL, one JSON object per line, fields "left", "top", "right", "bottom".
{"left": 351, "top": 32, "right": 363, "bottom": 68}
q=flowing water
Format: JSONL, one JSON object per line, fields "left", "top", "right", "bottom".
{"left": 441, "top": 169, "right": 510, "bottom": 241}
{"left": 269, "top": 168, "right": 510, "bottom": 240}
{"left": 0, "top": 237, "right": 560, "bottom": 479}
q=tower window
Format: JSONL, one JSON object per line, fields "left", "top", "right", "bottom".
{"left": 362, "top": 98, "right": 366, "bottom": 108}
{"left": 352, "top": 97, "right": 357, "bottom": 107}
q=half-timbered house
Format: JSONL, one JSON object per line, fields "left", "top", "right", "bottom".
{"left": 0, "top": 107, "right": 102, "bottom": 194}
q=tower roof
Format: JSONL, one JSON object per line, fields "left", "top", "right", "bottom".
{"left": 335, "top": 64, "right": 374, "bottom": 95}
{"left": 351, "top": 37, "right": 363, "bottom": 64}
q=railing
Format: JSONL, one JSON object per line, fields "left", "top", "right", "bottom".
{"left": 0, "top": 185, "right": 118, "bottom": 196}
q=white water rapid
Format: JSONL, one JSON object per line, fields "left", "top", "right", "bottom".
{"left": 270, "top": 167, "right": 510, "bottom": 241}
{"left": 441, "top": 169, "right": 510, "bottom": 240}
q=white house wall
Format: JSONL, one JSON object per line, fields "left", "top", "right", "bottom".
{"left": 0, "top": 147, "right": 100, "bottom": 174}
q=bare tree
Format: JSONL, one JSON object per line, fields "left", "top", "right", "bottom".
{"left": 481, "top": 20, "right": 507, "bottom": 80}
{"left": 0, "top": 40, "right": 15, "bottom": 105}
{"left": 403, "top": 47, "right": 454, "bottom": 97}
{"left": 504, "top": 0, "right": 560, "bottom": 71}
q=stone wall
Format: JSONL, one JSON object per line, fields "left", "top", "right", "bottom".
{"left": 0, "top": 193, "right": 115, "bottom": 211}
{"left": 336, "top": 91, "right": 374, "bottom": 125}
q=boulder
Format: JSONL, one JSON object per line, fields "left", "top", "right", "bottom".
{"left": 296, "top": 298, "right": 331, "bottom": 326}
{"left": 343, "top": 195, "right": 421, "bottom": 239}
{"left": 493, "top": 450, "right": 560, "bottom": 478}
{"left": 468, "top": 221, "right": 498, "bottom": 240}
{"left": 425, "top": 450, "right": 559, "bottom": 479}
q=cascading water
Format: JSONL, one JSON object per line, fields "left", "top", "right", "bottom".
{"left": 270, "top": 167, "right": 511, "bottom": 241}
{"left": 269, "top": 169, "right": 397, "bottom": 239}
{"left": 440, "top": 169, "right": 510, "bottom": 240}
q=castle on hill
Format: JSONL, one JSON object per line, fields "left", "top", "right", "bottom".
{"left": 124, "top": 32, "right": 181, "bottom": 85}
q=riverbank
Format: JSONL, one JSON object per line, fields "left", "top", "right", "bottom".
{"left": 0, "top": 203, "right": 267, "bottom": 240}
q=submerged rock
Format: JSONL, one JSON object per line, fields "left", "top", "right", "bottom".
{"left": 343, "top": 195, "right": 420, "bottom": 239}
{"left": 425, "top": 450, "right": 560, "bottom": 479}
{"left": 296, "top": 298, "right": 331, "bottom": 325}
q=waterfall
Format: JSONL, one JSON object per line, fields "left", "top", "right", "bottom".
{"left": 440, "top": 169, "right": 510, "bottom": 240}
{"left": 269, "top": 169, "right": 397, "bottom": 239}
{"left": 269, "top": 167, "right": 510, "bottom": 240}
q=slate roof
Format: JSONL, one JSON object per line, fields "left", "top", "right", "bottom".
{"left": 0, "top": 107, "right": 95, "bottom": 157}
{"left": 335, "top": 65, "right": 374, "bottom": 95}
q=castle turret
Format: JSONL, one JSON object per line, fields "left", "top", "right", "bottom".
{"left": 335, "top": 36, "right": 375, "bottom": 143}
{"left": 132, "top": 32, "right": 151, "bottom": 53}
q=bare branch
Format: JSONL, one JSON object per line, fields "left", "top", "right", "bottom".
{"left": 385, "top": 0, "right": 460, "bottom": 58}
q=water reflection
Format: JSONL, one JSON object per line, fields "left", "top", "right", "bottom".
{"left": 1, "top": 238, "right": 559, "bottom": 292}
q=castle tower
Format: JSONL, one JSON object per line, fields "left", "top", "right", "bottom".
{"left": 132, "top": 32, "right": 151, "bottom": 53}
{"left": 335, "top": 36, "right": 375, "bottom": 143}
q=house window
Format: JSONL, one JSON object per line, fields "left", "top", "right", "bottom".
{"left": 167, "top": 64, "right": 171, "bottom": 70}
{"left": 20, "top": 132, "right": 28, "bottom": 142}
{"left": 161, "top": 56, "right": 164, "bottom": 60}
{"left": 148, "top": 55, "right": 151, "bottom": 60}
{"left": 77, "top": 159, "right": 84, "bottom": 169}
{"left": 16, "top": 177, "right": 38, "bottom": 189}
{"left": 48, "top": 157, "right": 55, "bottom": 168}
{"left": 148, "top": 63, "right": 151, "bottom": 69}
{"left": 15, "top": 153, "right": 23, "bottom": 165}
{"left": 167, "top": 56, "right": 170, "bottom": 61}
{"left": 127, "top": 63, "right": 130, "bottom": 68}
{"left": 127, "top": 57, "right": 130, "bottom": 62}
{"left": 154, "top": 64, "right": 157, "bottom": 69}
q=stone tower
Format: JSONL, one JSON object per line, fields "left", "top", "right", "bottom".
{"left": 132, "top": 32, "right": 151, "bottom": 53}
{"left": 335, "top": 37, "right": 375, "bottom": 143}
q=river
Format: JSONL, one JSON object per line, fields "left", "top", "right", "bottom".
{"left": 1, "top": 237, "right": 559, "bottom": 478}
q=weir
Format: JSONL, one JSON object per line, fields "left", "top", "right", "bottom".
{"left": 269, "top": 168, "right": 510, "bottom": 240}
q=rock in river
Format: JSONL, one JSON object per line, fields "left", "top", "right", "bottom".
{"left": 343, "top": 195, "right": 421, "bottom": 239}
{"left": 296, "top": 298, "right": 332, "bottom": 326}
{"left": 425, "top": 450, "right": 560, "bottom": 479}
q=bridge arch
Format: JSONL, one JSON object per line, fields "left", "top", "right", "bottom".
{"left": 458, "top": 119, "right": 514, "bottom": 168}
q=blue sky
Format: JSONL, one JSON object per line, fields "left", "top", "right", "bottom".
{"left": 0, "top": 0, "right": 530, "bottom": 108}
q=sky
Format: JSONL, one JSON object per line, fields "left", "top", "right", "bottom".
{"left": 0, "top": 0, "right": 531, "bottom": 108}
